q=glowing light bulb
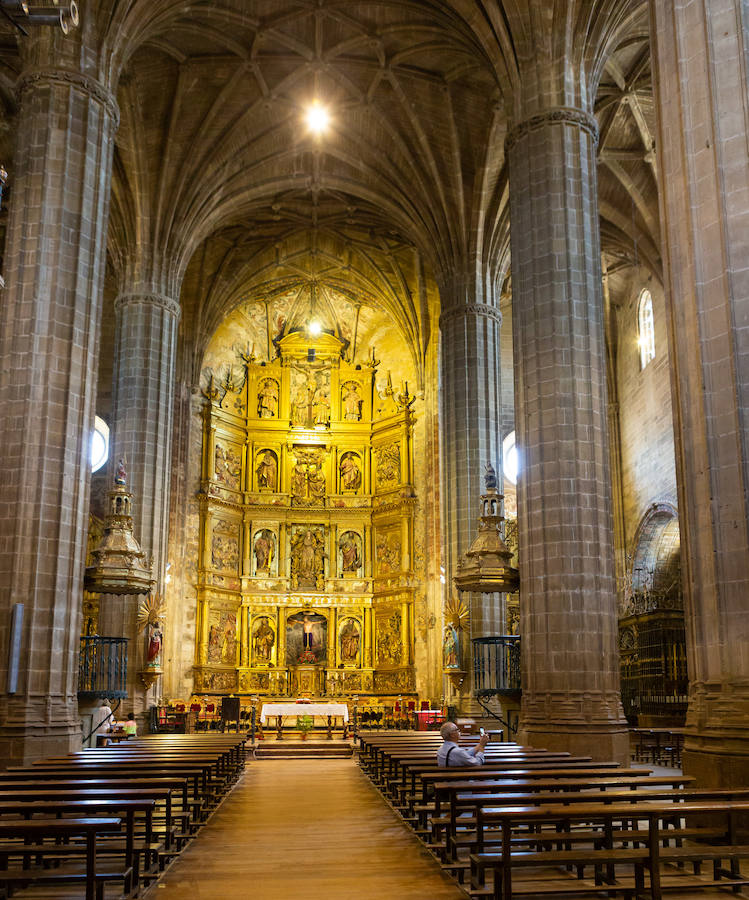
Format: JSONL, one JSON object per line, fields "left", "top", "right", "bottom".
{"left": 305, "top": 101, "right": 330, "bottom": 135}
{"left": 308, "top": 320, "right": 322, "bottom": 336}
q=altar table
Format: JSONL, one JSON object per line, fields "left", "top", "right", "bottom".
{"left": 260, "top": 702, "right": 349, "bottom": 739}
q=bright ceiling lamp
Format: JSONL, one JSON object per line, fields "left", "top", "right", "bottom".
{"left": 305, "top": 100, "right": 330, "bottom": 135}
{"left": 307, "top": 320, "right": 322, "bottom": 336}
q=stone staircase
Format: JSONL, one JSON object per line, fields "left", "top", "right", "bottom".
{"left": 253, "top": 737, "right": 353, "bottom": 759}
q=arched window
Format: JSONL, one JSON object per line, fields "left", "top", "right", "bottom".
{"left": 637, "top": 289, "right": 655, "bottom": 369}
{"left": 503, "top": 431, "right": 518, "bottom": 485}
{"left": 91, "top": 416, "right": 109, "bottom": 473}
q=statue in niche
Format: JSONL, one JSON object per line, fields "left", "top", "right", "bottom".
{"left": 342, "top": 382, "right": 362, "bottom": 421}
{"left": 286, "top": 611, "right": 327, "bottom": 664}
{"left": 313, "top": 388, "right": 330, "bottom": 426}
{"left": 253, "top": 528, "right": 275, "bottom": 574}
{"left": 339, "top": 452, "right": 362, "bottom": 492}
{"left": 339, "top": 531, "right": 361, "bottom": 574}
{"left": 252, "top": 616, "right": 275, "bottom": 663}
{"left": 257, "top": 378, "right": 279, "bottom": 418}
{"left": 290, "top": 527, "right": 326, "bottom": 590}
{"left": 443, "top": 625, "right": 459, "bottom": 669}
{"left": 255, "top": 450, "right": 278, "bottom": 491}
{"left": 340, "top": 617, "right": 361, "bottom": 663}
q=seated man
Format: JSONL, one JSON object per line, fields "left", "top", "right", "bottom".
{"left": 437, "top": 721, "right": 489, "bottom": 766}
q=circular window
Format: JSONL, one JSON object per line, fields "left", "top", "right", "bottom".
{"left": 91, "top": 416, "right": 109, "bottom": 473}
{"left": 503, "top": 431, "right": 518, "bottom": 485}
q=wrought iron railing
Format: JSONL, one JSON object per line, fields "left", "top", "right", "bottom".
{"left": 472, "top": 636, "right": 521, "bottom": 697}
{"left": 78, "top": 636, "right": 129, "bottom": 699}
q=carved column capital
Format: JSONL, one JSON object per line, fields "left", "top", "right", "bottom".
{"left": 18, "top": 68, "right": 120, "bottom": 128}
{"left": 115, "top": 292, "right": 182, "bottom": 321}
{"left": 439, "top": 302, "right": 502, "bottom": 329}
{"left": 505, "top": 107, "right": 598, "bottom": 153}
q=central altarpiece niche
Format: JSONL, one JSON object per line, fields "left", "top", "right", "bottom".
{"left": 194, "top": 327, "right": 416, "bottom": 699}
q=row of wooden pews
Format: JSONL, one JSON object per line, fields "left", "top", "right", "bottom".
{"left": 358, "top": 732, "right": 749, "bottom": 898}
{"left": 0, "top": 734, "right": 248, "bottom": 900}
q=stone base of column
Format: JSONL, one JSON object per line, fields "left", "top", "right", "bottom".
{"left": 683, "top": 729, "right": 749, "bottom": 787}
{"left": 0, "top": 722, "right": 81, "bottom": 768}
{"left": 517, "top": 723, "right": 630, "bottom": 765}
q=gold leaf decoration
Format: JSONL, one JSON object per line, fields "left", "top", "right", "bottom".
{"left": 444, "top": 595, "right": 469, "bottom": 631}
{"left": 137, "top": 595, "right": 165, "bottom": 632}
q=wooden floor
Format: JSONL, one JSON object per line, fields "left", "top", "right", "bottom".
{"left": 146, "top": 757, "right": 464, "bottom": 899}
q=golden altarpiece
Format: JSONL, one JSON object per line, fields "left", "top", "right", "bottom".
{"left": 194, "top": 327, "right": 417, "bottom": 700}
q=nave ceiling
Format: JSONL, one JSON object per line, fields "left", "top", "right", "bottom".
{"left": 0, "top": 0, "right": 658, "bottom": 383}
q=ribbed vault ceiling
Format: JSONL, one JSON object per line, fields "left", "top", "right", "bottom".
{"left": 0, "top": 1, "right": 656, "bottom": 374}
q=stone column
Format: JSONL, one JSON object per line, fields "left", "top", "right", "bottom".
{"left": 101, "top": 292, "right": 180, "bottom": 707}
{"left": 507, "top": 106, "right": 628, "bottom": 762}
{"left": 0, "top": 64, "right": 118, "bottom": 764}
{"left": 651, "top": 0, "right": 749, "bottom": 782}
{"left": 439, "top": 281, "right": 504, "bottom": 679}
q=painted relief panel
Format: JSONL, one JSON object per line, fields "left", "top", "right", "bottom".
{"left": 290, "top": 365, "right": 331, "bottom": 428}
{"left": 339, "top": 451, "right": 362, "bottom": 493}
{"left": 339, "top": 616, "right": 361, "bottom": 665}
{"left": 291, "top": 446, "right": 326, "bottom": 506}
{"left": 374, "top": 442, "right": 401, "bottom": 490}
{"left": 286, "top": 611, "right": 328, "bottom": 665}
{"left": 375, "top": 528, "right": 401, "bottom": 574}
{"left": 338, "top": 530, "right": 362, "bottom": 575}
{"left": 252, "top": 528, "right": 277, "bottom": 575}
{"left": 376, "top": 609, "right": 403, "bottom": 666}
{"left": 207, "top": 609, "right": 238, "bottom": 665}
{"left": 251, "top": 615, "right": 276, "bottom": 666}
{"left": 214, "top": 440, "right": 242, "bottom": 489}
{"left": 290, "top": 525, "right": 326, "bottom": 590}
{"left": 212, "top": 519, "right": 240, "bottom": 573}
{"left": 255, "top": 449, "right": 279, "bottom": 491}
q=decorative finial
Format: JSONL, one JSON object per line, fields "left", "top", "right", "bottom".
{"left": 484, "top": 462, "right": 498, "bottom": 491}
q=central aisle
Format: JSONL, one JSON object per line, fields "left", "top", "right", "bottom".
{"left": 150, "top": 756, "right": 465, "bottom": 899}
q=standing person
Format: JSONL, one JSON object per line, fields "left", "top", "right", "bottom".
{"left": 437, "top": 721, "right": 488, "bottom": 766}
{"left": 92, "top": 698, "right": 114, "bottom": 747}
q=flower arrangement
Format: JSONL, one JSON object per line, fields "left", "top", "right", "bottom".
{"left": 296, "top": 714, "right": 314, "bottom": 738}
{"left": 299, "top": 649, "right": 317, "bottom": 664}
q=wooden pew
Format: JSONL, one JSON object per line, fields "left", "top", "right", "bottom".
{"left": 0, "top": 817, "right": 122, "bottom": 900}
{"left": 470, "top": 799, "right": 749, "bottom": 900}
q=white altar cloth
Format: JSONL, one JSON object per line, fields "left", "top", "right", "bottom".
{"left": 260, "top": 702, "right": 349, "bottom": 724}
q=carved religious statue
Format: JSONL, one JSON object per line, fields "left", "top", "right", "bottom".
{"left": 290, "top": 527, "right": 326, "bottom": 590}
{"left": 252, "top": 616, "right": 275, "bottom": 663}
{"left": 340, "top": 617, "right": 361, "bottom": 663}
{"left": 256, "top": 450, "right": 277, "bottom": 491}
{"left": 253, "top": 528, "right": 275, "bottom": 573}
{"left": 257, "top": 378, "right": 279, "bottom": 418}
{"left": 484, "top": 461, "right": 498, "bottom": 491}
{"left": 342, "top": 382, "right": 362, "bottom": 421}
{"left": 339, "top": 531, "right": 361, "bottom": 573}
{"left": 443, "top": 625, "right": 459, "bottom": 669}
{"left": 339, "top": 452, "right": 362, "bottom": 492}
